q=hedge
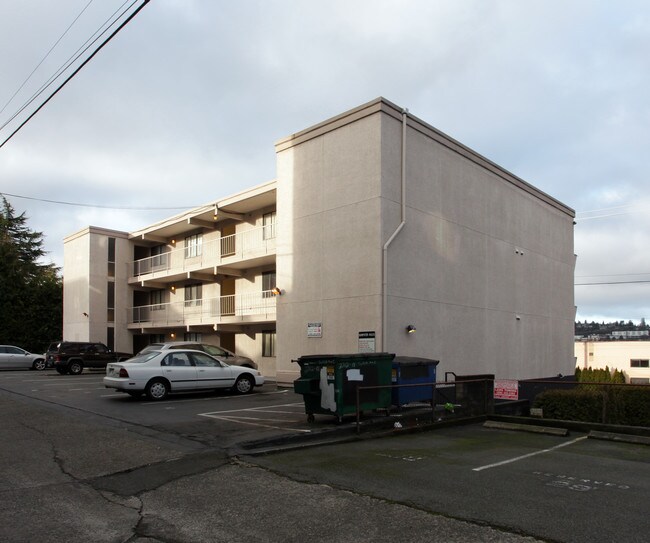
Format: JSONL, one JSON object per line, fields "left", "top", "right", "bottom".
{"left": 533, "top": 386, "right": 650, "bottom": 426}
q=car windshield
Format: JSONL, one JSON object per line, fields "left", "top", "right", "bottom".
{"left": 125, "top": 351, "right": 160, "bottom": 363}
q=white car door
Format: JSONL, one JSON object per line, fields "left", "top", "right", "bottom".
{"left": 160, "top": 352, "right": 198, "bottom": 391}
{"left": 190, "top": 352, "right": 235, "bottom": 390}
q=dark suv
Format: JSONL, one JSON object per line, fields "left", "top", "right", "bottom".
{"left": 47, "top": 341, "right": 132, "bottom": 375}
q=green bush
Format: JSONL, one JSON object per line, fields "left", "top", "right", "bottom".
{"left": 533, "top": 386, "right": 650, "bottom": 426}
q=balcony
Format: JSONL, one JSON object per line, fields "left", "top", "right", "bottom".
{"left": 128, "top": 291, "right": 277, "bottom": 329}
{"left": 130, "top": 224, "right": 276, "bottom": 284}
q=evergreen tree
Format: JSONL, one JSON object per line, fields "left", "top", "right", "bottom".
{"left": 0, "top": 197, "right": 62, "bottom": 352}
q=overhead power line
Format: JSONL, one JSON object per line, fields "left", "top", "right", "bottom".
{"left": 0, "top": 0, "right": 150, "bottom": 149}
{"left": 575, "top": 280, "right": 650, "bottom": 286}
{"left": 0, "top": 0, "right": 95, "bottom": 117}
{"left": 0, "top": 192, "right": 192, "bottom": 211}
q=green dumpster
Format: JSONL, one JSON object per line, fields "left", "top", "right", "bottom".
{"left": 293, "top": 353, "right": 395, "bottom": 423}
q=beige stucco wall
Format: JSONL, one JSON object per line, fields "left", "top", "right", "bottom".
{"left": 575, "top": 341, "right": 650, "bottom": 383}
{"left": 63, "top": 227, "right": 131, "bottom": 353}
{"left": 275, "top": 98, "right": 575, "bottom": 383}
{"left": 275, "top": 111, "right": 385, "bottom": 382}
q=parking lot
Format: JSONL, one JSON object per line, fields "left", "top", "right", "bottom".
{"left": 1, "top": 367, "right": 648, "bottom": 542}
{"left": 248, "top": 424, "right": 650, "bottom": 543}
{"left": 0, "top": 368, "right": 346, "bottom": 449}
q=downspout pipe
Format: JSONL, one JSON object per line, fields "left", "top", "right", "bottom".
{"left": 382, "top": 108, "right": 408, "bottom": 351}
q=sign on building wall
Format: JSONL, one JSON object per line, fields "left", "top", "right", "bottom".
{"left": 494, "top": 379, "right": 519, "bottom": 400}
{"left": 307, "top": 322, "right": 322, "bottom": 338}
{"left": 358, "top": 331, "right": 376, "bottom": 353}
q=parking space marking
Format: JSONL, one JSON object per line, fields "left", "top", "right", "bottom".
{"left": 136, "top": 389, "right": 289, "bottom": 406}
{"left": 201, "top": 414, "right": 311, "bottom": 433}
{"left": 199, "top": 402, "right": 309, "bottom": 433}
{"left": 200, "top": 402, "right": 304, "bottom": 415}
{"left": 472, "top": 435, "right": 588, "bottom": 472}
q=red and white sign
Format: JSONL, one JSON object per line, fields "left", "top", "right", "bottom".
{"left": 494, "top": 379, "right": 519, "bottom": 400}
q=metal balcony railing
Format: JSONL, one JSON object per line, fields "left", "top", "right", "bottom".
{"left": 131, "top": 224, "right": 276, "bottom": 278}
{"left": 129, "top": 290, "right": 277, "bottom": 326}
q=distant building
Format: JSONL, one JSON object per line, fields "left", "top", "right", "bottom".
{"left": 63, "top": 98, "right": 576, "bottom": 383}
{"left": 612, "top": 330, "right": 649, "bottom": 339}
{"left": 575, "top": 340, "right": 650, "bottom": 384}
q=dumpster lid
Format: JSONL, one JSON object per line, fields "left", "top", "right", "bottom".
{"left": 393, "top": 356, "right": 439, "bottom": 366}
{"left": 295, "top": 352, "right": 395, "bottom": 363}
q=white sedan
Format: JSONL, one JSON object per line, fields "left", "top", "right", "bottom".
{"left": 103, "top": 349, "right": 264, "bottom": 400}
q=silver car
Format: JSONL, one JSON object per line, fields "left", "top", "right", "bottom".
{"left": 0, "top": 345, "right": 47, "bottom": 371}
{"left": 104, "top": 349, "right": 264, "bottom": 400}
{"left": 137, "top": 342, "right": 257, "bottom": 369}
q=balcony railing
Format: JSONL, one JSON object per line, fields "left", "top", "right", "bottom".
{"left": 129, "top": 291, "right": 277, "bottom": 326}
{"left": 132, "top": 224, "right": 276, "bottom": 278}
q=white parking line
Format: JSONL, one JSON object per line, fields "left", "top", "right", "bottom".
{"left": 472, "top": 436, "right": 588, "bottom": 472}
{"left": 139, "top": 389, "right": 289, "bottom": 406}
{"left": 201, "top": 414, "right": 311, "bottom": 433}
{"left": 201, "top": 402, "right": 304, "bottom": 415}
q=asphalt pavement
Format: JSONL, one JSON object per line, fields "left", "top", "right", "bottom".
{"left": 0, "top": 369, "right": 648, "bottom": 542}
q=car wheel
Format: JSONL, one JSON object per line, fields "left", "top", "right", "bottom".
{"left": 146, "top": 379, "right": 169, "bottom": 401}
{"left": 68, "top": 361, "right": 83, "bottom": 375}
{"left": 32, "top": 359, "right": 46, "bottom": 371}
{"left": 233, "top": 375, "right": 254, "bottom": 395}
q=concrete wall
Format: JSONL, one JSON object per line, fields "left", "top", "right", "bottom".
{"left": 575, "top": 341, "right": 650, "bottom": 383}
{"left": 64, "top": 227, "right": 131, "bottom": 353}
{"left": 275, "top": 98, "right": 575, "bottom": 383}
{"left": 381, "top": 104, "right": 575, "bottom": 380}
{"left": 275, "top": 111, "right": 384, "bottom": 382}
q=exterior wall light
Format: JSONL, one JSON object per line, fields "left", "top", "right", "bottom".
{"left": 406, "top": 325, "right": 416, "bottom": 334}
{"left": 170, "top": 332, "right": 175, "bottom": 339}
{"left": 271, "top": 287, "right": 282, "bottom": 296}
{"left": 170, "top": 285, "right": 176, "bottom": 292}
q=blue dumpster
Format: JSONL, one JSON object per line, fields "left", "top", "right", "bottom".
{"left": 391, "top": 356, "right": 439, "bottom": 408}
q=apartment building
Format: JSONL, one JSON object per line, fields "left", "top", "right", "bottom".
{"left": 63, "top": 97, "right": 576, "bottom": 383}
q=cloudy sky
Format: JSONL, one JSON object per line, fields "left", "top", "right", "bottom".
{"left": 1, "top": 0, "right": 649, "bottom": 323}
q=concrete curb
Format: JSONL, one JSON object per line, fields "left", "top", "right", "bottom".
{"left": 483, "top": 420, "right": 569, "bottom": 436}
{"left": 588, "top": 430, "right": 650, "bottom": 446}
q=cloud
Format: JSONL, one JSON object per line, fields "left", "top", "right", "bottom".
{"left": 1, "top": 0, "right": 650, "bottom": 322}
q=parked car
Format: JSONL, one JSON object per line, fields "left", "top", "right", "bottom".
{"left": 136, "top": 341, "right": 257, "bottom": 369}
{"left": 46, "top": 341, "right": 132, "bottom": 375}
{"left": 103, "top": 349, "right": 264, "bottom": 400}
{"left": 0, "top": 345, "right": 47, "bottom": 371}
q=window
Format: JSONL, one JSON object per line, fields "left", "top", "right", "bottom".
{"left": 151, "top": 245, "right": 166, "bottom": 269}
{"left": 185, "top": 234, "right": 202, "bottom": 258}
{"left": 262, "top": 330, "right": 276, "bottom": 357}
{"left": 630, "top": 359, "right": 649, "bottom": 368}
{"left": 262, "top": 271, "right": 276, "bottom": 298}
{"left": 108, "top": 237, "right": 116, "bottom": 277}
{"left": 162, "top": 352, "right": 192, "bottom": 367}
{"left": 150, "top": 334, "right": 165, "bottom": 343}
{"left": 150, "top": 290, "right": 164, "bottom": 310}
{"left": 107, "top": 282, "right": 115, "bottom": 322}
{"left": 107, "top": 328, "right": 114, "bottom": 351}
{"left": 184, "top": 284, "right": 202, "bottom": 307}
{"left": 191, "top": 352, "right": 221, "bottom": 367}
{"left": 630, "top": 377, "right": 649, "bottom": 384}
{"left": 184, "top": 332, "right": 202, "bottom": 342}
{"left": 263, "top": 211, "right": 276, "bottom": 240}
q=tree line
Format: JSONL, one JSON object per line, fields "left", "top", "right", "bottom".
{"left": 0, "top": 197, "right": 62, "bottom": 353}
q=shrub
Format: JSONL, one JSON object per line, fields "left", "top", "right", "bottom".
{"left": 533, "top": 386, "right": 650, "bottom": 426}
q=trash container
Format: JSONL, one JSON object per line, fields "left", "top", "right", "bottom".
{"left": 391, "top": 356, "right": 439, "bottom": 408}
{"left": 293, "top": 352, "right": 395, "bottom": 423}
